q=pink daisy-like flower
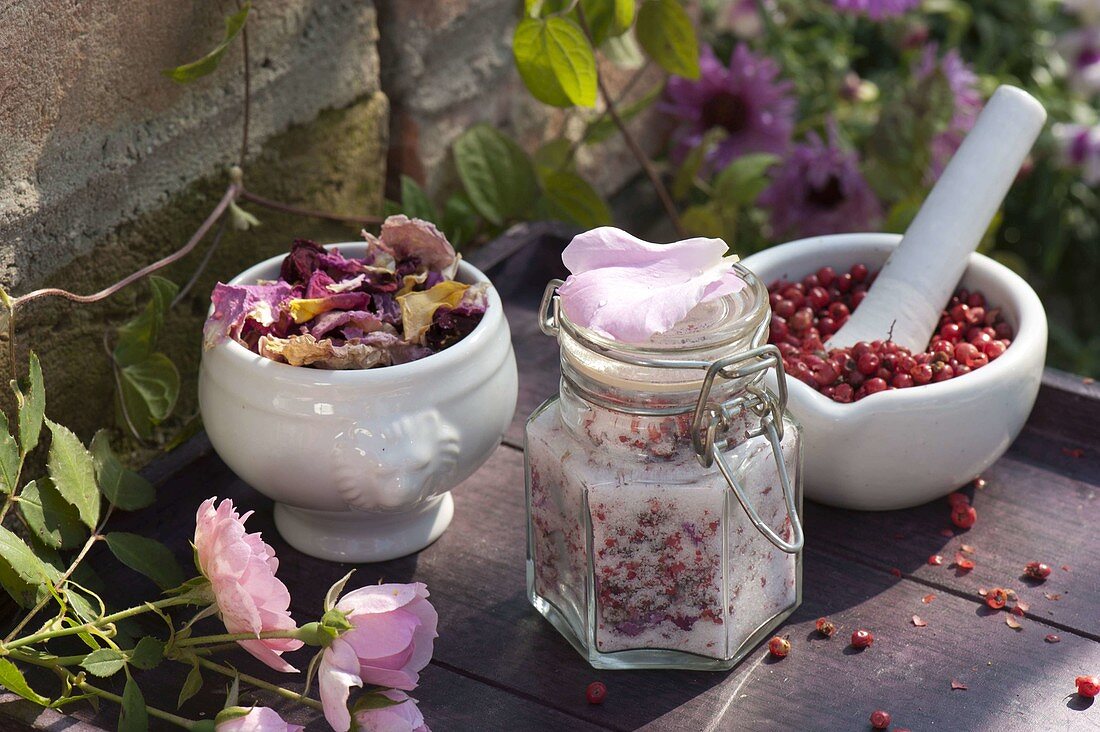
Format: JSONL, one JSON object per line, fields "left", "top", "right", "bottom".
{"left": 1057, "top": 27, "right": 1100, "bottom": 97}
{"left": 318, "top": 583, "right": 438, "bottom": 732}
{"left": 916, "top": 45, "right": 982, "bottom": 179}
{"left": 194, "top": 498, "right": 303, "bottom": 673}
{"left": 1053, "top": 123, "right": 1100, "bottom": 185}
{"left": 661, "top": 44, "right": 795, "bottom": 172}
{"left": 758, "top": 128, "right": 882, "bottom": 239}
{"left": 832, "top": 0, "right": 920, "bottom": 21}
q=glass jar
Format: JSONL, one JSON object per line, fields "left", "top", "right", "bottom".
{"left": 524, "top": 264, "right": 803, "bottom": 671}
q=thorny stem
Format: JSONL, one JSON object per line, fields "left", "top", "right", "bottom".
{"left": 193, "top": 656, "right": 325, "bottom": 711}
{"left": 12, "top": 184, "right": 240, "bottom": 310}
{"left": 172, "top": 215, "right": 230, "bottom": 310}
{"left": 575, "top": 6, "right": 686, "bottom": 237}
{"left": 238, "top": 188, "right": 385, "bottom": 227}
{"left": 6, "top": 595, "right": 194, "bottom": 651}
{"left": 4, "top": 508, "right": 112, "bottom": 643}
{"left": 174, "top": 628, "right": 306, "bottom": 647}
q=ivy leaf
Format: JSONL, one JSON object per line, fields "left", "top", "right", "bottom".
{"left": 19, "top": 478, "right": 86, "bottom": 550}
{"left": 636, "top": 0, "right": 699, "bottom": 79}
{"left": 162, "top": 2, "right": 251, "bottom": 83}
{"left": 119, "top": 674, "right": 148, "bottom": 732}
{"left": 45, "top": 420, "right": 100, "bottom": 530}
{"left": 0, "top": 526, "right": 60, "bottom": 607}
{"left": 454, "top": 125, "right": 540, "bottom": 226}
{"left": 0, "top": 658, "right": 50, "bottom": 705}
{"left": 713, "top": 153, "right": 779, "bottom": 206}
{"left": 114, "top": 277, "right": 178, "bottom": 367}
{"left": 581, "top": 0, "right": 635, "bottom": 46}
{"left": 80, "top": 648, "right": 126, "bottom": 678}
{"left": 178, "top": 663, "right": 203, "bottom": 709}
{"left": 399, "top": 176, "right": 438, "bottom": 222}
{"left": 14, "top": 352, "right": 45, "bottom": 455}
{"left": 0, "top": 411, "right": 20, "bottom": 495}
{"left": 514, "top": 16, "right": 598, "bottom": 108}
{"left": 90, "top": 431, "right": 155, "bottom": 511}
{"left": 105, "top": 533, "right": 185, "bottom": 590}
{"left": 129, "top": 637, "right": 165, "bottom": 671}
{"left": 539, "top": 170, "right": 613, "bottom": 228}
{"left": 117, "top": 354, "right": 181, "bottom": 439}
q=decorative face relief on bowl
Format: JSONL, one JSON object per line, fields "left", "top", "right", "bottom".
{"left": 332, "top": 411, "right": 461, "bottom": 512}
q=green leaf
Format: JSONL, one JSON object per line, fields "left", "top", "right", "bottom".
{"left": 0, "top": 658, "right": 50, "bottom": 705}
{"left": 45, "top": 420, "right": 100, "bottom": 530}
{"left": 514, "top": 17, "right": 598, "bottom": 108}
{"left": 712, "top": 153, "right": 779, "bottom": 206}
{"left": 114, "top": 277, "right": 178, "bottom": 367}
{"left": 454, "top": 125, "right": 540, "bottom": 226}
{"left": 227, "top": 201, "right": 261, "bottom": 231}
{"left": 117, "top": 353, "right": 181, "bottom": 438}
{"left": 119, "top": 674, "right": 148, "bottom": 732}
{"left": 351, "top": 691, "right": 406, "bottom": 712}
{"left": 15, "top": 352, "right": 45, "bottom": 455}
{"left": 581, "top": 0, "right": 635, "bottom": 45}
{"left": 636, "top": 0, "right": 699, "bottom": 79}
{"left": 129, "top": 637, "right": 165, "bottom": 671}
{"left": 178, "top": 663, "right": 203, "bottom": 709}
{"left": 399, "top": 176, "right": 438, "bottom": 222}
{"left": 440, "top": 195, "right": 479, "bottom": 250}
{"left": 105, "top": 533, "right": 185, "bottom": 590}
{"left": 90, "top": 431, "right": 155, "bottom": 511}
{"left": 80, "top": 648, "right": 126, "bottom": 678}
{"left": 0, "top": 525, "right": 60, "bottom": 607}
{"left": 162, "top": 2, "right": 251, "bottom": 83}
{"left": 539, "top": 170, "right": 613, "bottom": 228}
{"left": 0, "top": 411, "right": 20, "bottom": 496}
{"left": 602, "top": 30, "right": 645, "bottom": 69}
{"left": 681, "top": 203, "right": 726, "bottom": 239}
{"left": 19, "top": 479, "right": 86, "bottom": 550}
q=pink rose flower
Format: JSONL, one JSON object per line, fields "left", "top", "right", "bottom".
{"left": 195, "top": 498, "right": 303, "bottom": 672}
{"left": 215, "top": 707, "right": 303, "bottom": 732}
{"left": 353, "top": 691, "right": 430, "bottom": 732}
{"left": 318, "top": 583, "right": 438, "bottom": 732}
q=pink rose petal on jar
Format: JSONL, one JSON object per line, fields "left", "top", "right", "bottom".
{"left": 556, "top": 227, "right": 744, "bottom": 343}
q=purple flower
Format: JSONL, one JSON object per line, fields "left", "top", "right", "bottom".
{"left": 661, "top": 44, "right": 795, "bottom": 172}
{"left": 1053, "top": 123, "right": 1100, "bottom": 185}
{"left": 758, "top": 128, "right": 882, "bottom": 239}
{"left": 916, "top": 45, "right": 982, "bottom": 179}
{"left": 832, "top": 0, "right": 920, "bottom": 20}
{"left": 1057, "top": 28, "right": 1100, "bottom": 96}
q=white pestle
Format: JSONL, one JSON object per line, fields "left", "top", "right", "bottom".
{"left": 826, "top": 85, "right": 1047, "bottom": 353}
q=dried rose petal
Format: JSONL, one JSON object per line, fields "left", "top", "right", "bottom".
{"left": 1005, "top": 615, "right": 1023, "bottom": 630}
{"left": 951, "top": 679, "right": 968, "bottom": 691}
{"left": 912, "top": 615, "right": 927, "bottom": 627}
{"left": 954, "top": 555, "right": 975, "bottom": 571}
{"left": 1045, "top": 634, "right": 1060, "bottom": 643}
{"left": 1015, "top": 600, "right": 1030, "bottom": 613}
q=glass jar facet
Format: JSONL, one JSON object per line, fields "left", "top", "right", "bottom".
{"left": 525, "top": 267, "right": 803, "bottom": 670}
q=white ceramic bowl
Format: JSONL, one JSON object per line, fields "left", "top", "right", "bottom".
{"left": 741, "top": 233, "right": 1047, "bottom": 510}
{"left": 199, "top": 243, "right": 518, "bottom": 561}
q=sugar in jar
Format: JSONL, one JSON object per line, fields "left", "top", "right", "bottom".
{"left": 525, "top": 264, "right": 803, "bottom": 670}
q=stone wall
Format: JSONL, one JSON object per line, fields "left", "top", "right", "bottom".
{"left": 0, "top": 1, "right": 388, "bottom": 440}
{"left": 375, "top": 0, "right": 664, "bottom": 200}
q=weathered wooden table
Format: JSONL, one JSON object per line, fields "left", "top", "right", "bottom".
{"left": 5, "top": 225, "right": 1098, "bottom": 731}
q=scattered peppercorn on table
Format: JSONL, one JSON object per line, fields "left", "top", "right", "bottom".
{"left": 3, "top": 225, "right": 1097, "bottom": 731}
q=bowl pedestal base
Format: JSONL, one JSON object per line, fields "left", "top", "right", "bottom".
{"left": 273, "top": 493, "right": 454, "bottom": 563}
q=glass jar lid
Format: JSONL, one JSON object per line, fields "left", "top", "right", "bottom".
{"left": 551, "top": 263, "right": 770, "bottom": 407}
